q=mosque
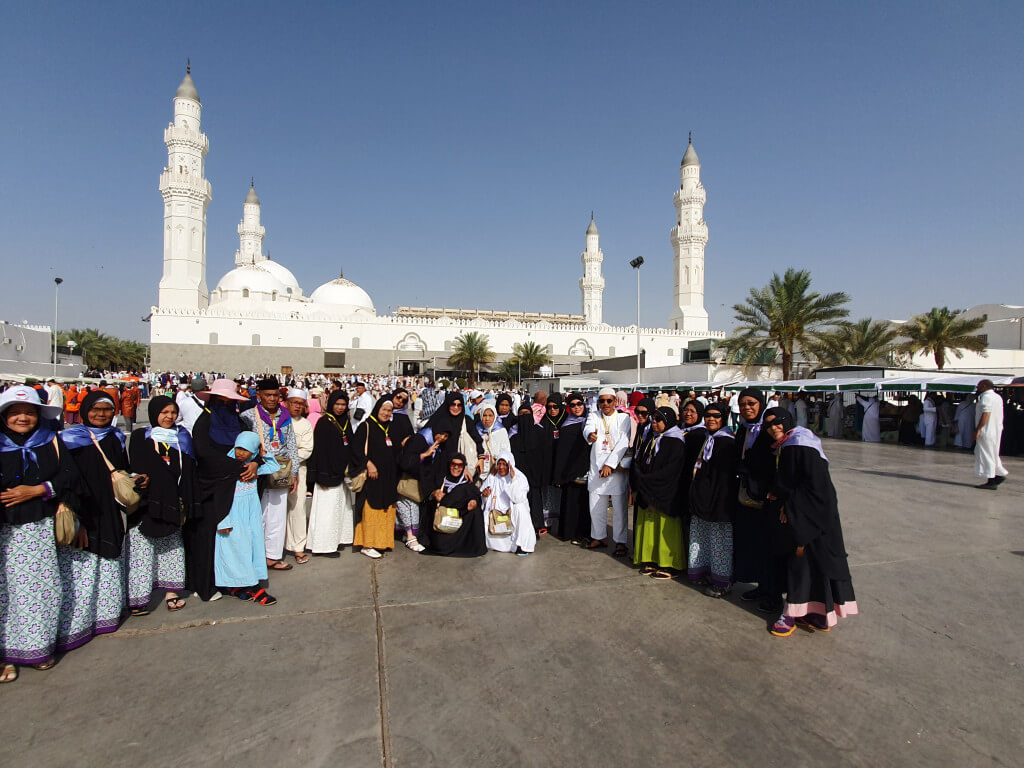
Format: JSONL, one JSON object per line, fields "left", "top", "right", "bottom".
{"left": 149, "top": 67, "right": 724, "bottom": 376}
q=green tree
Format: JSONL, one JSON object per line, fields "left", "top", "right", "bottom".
{"left": 718, "top": 268, "right": 850, "bottom": 380}
{"left": 447, "top": 331, "right": 494, "bottom": 385}
{"left": 897, "top": 307, "right": 987, "bottom": 370}
{"left": 496, "top": 360, "right": 522, "bottom": 385}
{"left": 807, "top": 318, "right": 900, "bottom": 367}
{"left": 509, "top": 341, "right": 552, "bottom": 378}
{"left": 58, "top": 328, "right": 149, "bottom": 371}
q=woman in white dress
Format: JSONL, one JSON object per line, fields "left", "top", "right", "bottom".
{"left": 920, "top": 394, "right": 938, "bottom": 447}
{"left": 480, "top": 452, "right": 536, "bottom": 555}
{"left": 475, "top": 401, "right": 510, "bottom": 482}
{"left": 306, "top": 390, "right": 355, "bottom": 557}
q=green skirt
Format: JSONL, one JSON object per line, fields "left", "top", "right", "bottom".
{"left": 633, "top": 506, "right": 685, "bottom": 570}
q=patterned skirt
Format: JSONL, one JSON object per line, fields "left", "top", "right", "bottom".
{"left": 0, "top": 519, "right": 61, "bottom": 665}
{"left": 687, "top": 517, "right": 733, "bottom": 588}
{"left": 125, "top": 526, "right": 186, "bottom": 609}
{"left": 56, "top": 546, "right": 126, "bottom": 653}
{"left": 395, "top": 497, "right": 419, "bottom": 536}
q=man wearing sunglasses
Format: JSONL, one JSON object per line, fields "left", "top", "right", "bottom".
{"left": 582, "top": 387, "right": 632, "bottom": 556}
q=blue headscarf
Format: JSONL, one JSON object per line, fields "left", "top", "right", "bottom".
{"left": 0, "top": 416, "right": 58, "bottom": 473}
{"left": 60, "top": 390, "right": 126, "bottom": 450}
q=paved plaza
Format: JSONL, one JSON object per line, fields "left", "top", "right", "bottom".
{"left": 3, "top": 439, "right": 1022, "bottom": 767}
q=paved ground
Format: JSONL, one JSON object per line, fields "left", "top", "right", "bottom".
{"left": 4, "top": 439, "right": 1023, "bottom": 767}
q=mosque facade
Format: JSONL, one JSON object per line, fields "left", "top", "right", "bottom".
{"left": 149, "top": 67, "right": 723, "bottom": 376}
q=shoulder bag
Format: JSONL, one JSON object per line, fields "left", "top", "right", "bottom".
{"left": 434, "top": 504, "right": 463, "bottom": 534}
{"left": 488, "top": 508, "right": 513, "bottom": 537}
{"left": 348, "top": 428, "right": 371, "bottom": 493}
{"left": 89, "top": 432, "right": 142, "bottom": 514}
{"left": 257, "top": 421, "right": 293, "bottom": 489}
{"left": 50, "top": 437, "right": 78, "bottom": 546}
{"left": 397, "top": 474, "right": 423, "bottom": 503}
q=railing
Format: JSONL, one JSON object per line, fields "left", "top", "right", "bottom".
{"left": 163, "top": 125, "right": 209, "bottom": 151}
{"left": 158, "top": 171, "right": 212, "bottom": 197}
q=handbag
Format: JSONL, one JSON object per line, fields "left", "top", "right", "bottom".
{"left": 257, "top": 421, "right": 293, "bottom": 489}
{"left": 737, "top": 438, "right": 765, "bottom": 509}
{"left": 488, "top": 508, "right": 513, "bottom": 537}
{"left": 397, "top": 474, "right": 423, "bottom": 503}
{"left": 89, "top": 432, "right": 141, "bottom": 513}
{"left": 433, "top": 505, "right": 463, "bottom": 533}
{"left": 348, "top": 428, "right": 371, "bottom": 493}
{"left": 50, "top": 438, "right": 78, "bottom": 545}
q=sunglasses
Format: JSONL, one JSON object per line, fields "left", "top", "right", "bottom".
{"left": 450, "top": 402, "right": 464, "bottom": 408}
{"left": 450, "top": 461, "right": 465, "bottom": 468}
{"left": 598, "top": 398, "right": 615, "bottom": 404}
{"left": 635, "top": 409, "right": 649, "bottom": 417}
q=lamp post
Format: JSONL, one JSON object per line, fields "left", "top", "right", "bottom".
{"left": 52, "top": 277, "right": 63, "bottom": 377}
{"left": 629, "top": 257, "right": 644, "bottom": 386}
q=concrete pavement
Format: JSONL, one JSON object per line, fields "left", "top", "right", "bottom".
{"left": 3, "top": 440, "right": 1022, "bottom": 767}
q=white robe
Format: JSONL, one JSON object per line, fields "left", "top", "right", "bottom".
{"left": 476, "top": 426, "right": 511, "bottom": 481}
{"left": 974, "top": 390, "right": 1008, "bottom": 479}
{"left": 827, "top": 395, "right": 844, "bottom": 438}
{"left": 795, "top": 398, "right": 809, "bottom": 428}
{"left": 480, "top": 462, "right": 536, "bottom": 553}
{"left": 857, "top": 396, "right": 881, "bottom": 443}
{"left": 920, "top": 398, "right": 937, "bottom": 446}
{"left": 954, "top": 398, "right": 975, "bottom": 448}
{"left": 583, "top": 410, "right": 631, "bottom": 496}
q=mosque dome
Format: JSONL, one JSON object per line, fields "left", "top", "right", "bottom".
{"left": 212, "top": 263, "right": 290, "bottom": 304}
{"left": 176, "top": 72, "right": 200, "bottom": 103}
{"left": 310, "top": 274, "right": 376, "bottom": 316}
{"left": 258, "top": 259, "right": 303, "bottom": 298}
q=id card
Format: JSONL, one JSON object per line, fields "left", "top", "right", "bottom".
{"left": 342, "top": 435, "right": 349, "bottom": 446}
{"left": 385, "top": 436, "right": 392, "bottom": 447}
{"left": 553, "top": 429, "right": 559, "bottom": 439}
{"left": 270, "top": 439, "right": 281, "bottom": 451}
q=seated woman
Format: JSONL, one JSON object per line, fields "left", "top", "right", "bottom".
{"left": 762, "top": 407, "right": 858, "bottom": 637}
{"left": 127, "top": 395, "right": 196, "bottom": 614}
{"left": 480, "top": 452, "right": 536, "bottom": 556}
{"left": 419, "top": 453, "right": 485, "bottom": 557}
{"left": 215, "top": 431, "right": 279, "bottom": 605}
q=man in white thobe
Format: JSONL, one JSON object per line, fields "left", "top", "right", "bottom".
{"left": 954, "top": 396, "right": 976, "bottom": 449}
{"left": 974, "top": 380, "right": 1008, "bottom": 490}
{"left": 856, "top": 394, "right": 881, "bottom": 442}
{"left": 583, "top": 388, "right": 631, "bottom": 553}
{"left": 351, "top": 381, "right": 375, "bottom": 431}
{"left": 284, "top": 389, "right": 315, "bottom": 563}
{"left": 920, "top": 395, "right": 938, "bottom": 447}
{"left": 176, "top": 377, "right": 208, "bottom": 434}
{"left": 794, "top": 395, "right": 809, "bottom": 428}
{"left": 826, "top": 394, "right": 844, "bottom": 438}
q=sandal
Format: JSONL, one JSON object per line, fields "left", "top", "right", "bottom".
{"left": 613, "top": 544, "right": 628, "bottom": 557}
{"left": 267, "top": 560, "right": 293, "bottom": 571}
{"left": 538, "top": 528, "right": 549, "bottom": 536}
{"left": 249, "top": 588, "right": 277, "bottom": 606}
{"left": 650, "top": 570, "right": 673, "bottom": 580}
{"left": 405, "top": 538, "right": 426, "bottom": 553}
{"left": 32, "top": 659, "right": 56, "bottom": 671}
{"left": 294, "top": 552, "right": 310, "bottom": 564}
{"left": 226, "top": 586, "right": 254, "bottom": 601}
{"left": 639, "top": 565, "right": 657, "bottom": 575}
{"left": 584, "top": 539, "right": 608, "bottom": 549}
{"left": 0, "top": 664, "right": 17, "bottom": 684}
{"left": 130, "top": 606, "right": 151, "bottom": 617}
{"left": 165, "top": 596, "right": 186, "bottom": 611}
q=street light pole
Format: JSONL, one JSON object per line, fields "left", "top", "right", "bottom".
{"left": 629, "top": 257, "right": 644, "bottom": 387}
{"left": 53, "top": 277, "right": 63, "bottom": 377}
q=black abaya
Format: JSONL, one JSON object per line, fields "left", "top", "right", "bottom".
{"left": 420, "top": 476, "right": 485, "bottom": 557}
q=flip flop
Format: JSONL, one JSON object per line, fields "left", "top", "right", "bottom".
{"left": 294, "top": 553, "right": 310, "bottom": 564}
{"left": 650, "top": 571, "right": 673, "bottom": 580}
{"left": 613, "top": 544, "right": 628, "bottom": 557}
{"left": 639, "top": 565, "right": 657, "bottom": 575}
{"left": 130, "top": 607, "right": 151, "bottom": 617}
{"left": 0, "top": 664, "right": 18, "bottom": 684}
{"left": 165, "top": 597, "right": 186, "bottom": 611}
{"left": 584, "top": 539, "right": 607, "bottom": 549}
{"left": 268, "top": 560, "right": 293, "bottom": 571}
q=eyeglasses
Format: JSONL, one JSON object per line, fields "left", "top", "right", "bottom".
{"left": 598, "top": 398, "right": 615, "bottom": 404}
{"left": 635, "top": 410, "right": 649, "bottom": 417}
{"left": 570, "top": 402, "right": 585, "bottom": 408}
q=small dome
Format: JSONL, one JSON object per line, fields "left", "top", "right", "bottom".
{"left": 213, "top": 264, "right": 288, "bottom": 299}
{"left": 310, "top": 276, "right": 376, "bottom": 316}
{"left": 176, "top": 72, "right": 200, "bottom": 103}
{"left": 681, "top": 141, "right": 699, "bottom": 167}
{"left": 245, "top": 185, "right": 260, "bottom": 205}
{"left": 586, "top": 217, "right": 598, "bottom": 235}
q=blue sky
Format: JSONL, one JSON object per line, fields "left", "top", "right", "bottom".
{"left": 2, "top": 1, "right": 1021, "bottom": 342}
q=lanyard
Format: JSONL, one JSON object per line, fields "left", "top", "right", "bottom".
{"left": 600, "top": 414, "right": 612, "bottom": 437}
{"left": 370, "top": 416, "right": 389, "bottom": 439}
{"left": 545, "top": 413, "right": 565, "bottom": 429}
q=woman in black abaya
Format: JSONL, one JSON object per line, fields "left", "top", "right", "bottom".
{"left": 421, "top": 452, "right": 485, "bottom": 557}
{"left": 509, "top": 402, "right": 545, "bottom": 531}
{"left": 553, "top": 393, "right": 591, "bottom": 543}
{"left": 537, "top": 393, "right": 566, "bottom": 534}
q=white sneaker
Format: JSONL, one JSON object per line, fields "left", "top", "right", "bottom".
{"left": 361, "top": 548, "right": 382, "bottom": 559}
{"left": 207, "top": 591, "right": 223, "bottom": 602}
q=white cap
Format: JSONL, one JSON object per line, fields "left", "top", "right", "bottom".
{"left": 469, "top": 389, "right": 484, "bottom": 400}
{"left": 0, "top": 384, "right": 63, "bottom": 420}
{"left": 286, "top": 388, "right": 308, "bottom": 401}
{"left": 599, "top": 387, "right": 616, "bottom": 397}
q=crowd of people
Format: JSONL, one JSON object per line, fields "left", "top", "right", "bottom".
{"left": 3, "top": 367, "right": 1018, "bottom": 683}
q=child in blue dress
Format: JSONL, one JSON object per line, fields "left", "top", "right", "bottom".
{"left": 215, "top": 432, "right": 280, "bottom": 605}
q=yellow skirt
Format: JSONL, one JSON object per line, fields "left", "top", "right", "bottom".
{"left": 354, "top": 502, "right": 396, "bottom": 550}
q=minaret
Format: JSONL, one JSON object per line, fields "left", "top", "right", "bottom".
{"left": 158, "top": 62, "right": 212, "bottom": 309}
{"left": 579, "top": 214, "right": 605, "bottom": 324}
{"left": 235, "top": 180, "right": 266, "bottom": 265}
{"left": 668, "top": 134, "right": 709, "bottom": 332}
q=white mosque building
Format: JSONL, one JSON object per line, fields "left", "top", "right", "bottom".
{"left": 149, "top": 67, "right": 723, "bottom": 376}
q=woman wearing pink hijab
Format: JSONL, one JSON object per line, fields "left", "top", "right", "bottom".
{"left": 306, "top": 390, "right": 324, "bottom": 428}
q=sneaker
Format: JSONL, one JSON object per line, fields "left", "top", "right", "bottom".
{"left": 770, "top": 615, "right": 796, "bottom": 637}
{"left": 796, "top": 614, "right": 830, "bottom": 632}
{"left": 207, "top": 591, "right": 223, "bottom": 602}
{"left": 361, "top": 547, "right": 382, "bottom": 559}
{"left": 740, "top": 585, "right": 766, "bottom": 602}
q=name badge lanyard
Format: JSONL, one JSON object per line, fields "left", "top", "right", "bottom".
{"left": 266, "top": 411, "right": 281, "bottom": 451}
{"left": 600, "top": 414, "right": 613, "bottom": 451}
{"left": 372, "top": 416, "right": 392, "bottom": 447}
{"left": 547, "top": 412, "right": 564, "bottom": 439}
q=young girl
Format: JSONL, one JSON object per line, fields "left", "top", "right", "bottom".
{"left": 215, "top": 432, "right": 279, "bottom": 605}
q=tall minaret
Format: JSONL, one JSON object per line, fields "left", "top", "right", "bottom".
{"left": 158, "top": 63, "right": 212, "bottom": 309}
{"left": 668, "top": 134, "right": 709, "bottom": 332}
{"left": 579, "top": 214, "right": 605, "bottom": 324}
{"left": 235, "top": 180, "right": 266, "bottom": 265}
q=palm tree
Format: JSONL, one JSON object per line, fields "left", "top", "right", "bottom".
{"left": 718, "top": 268, "right": 850, "bottom": 380}
{"left": 447, "top": 331, "right": 494, "bottom": 384}
{"left": 496, "top": 360, "right": 521, "bottom": 385}
{"left": 897, "top": 307, "right": 987, "bottom": 370}
{"left": 58, "top": 328, "right": 149, "bottom": 371}
{"left": 510, "top": 341, "right": 552, "bottom": 378}
{"left": 808, "top": 318, "right": 900, "bottom": 367}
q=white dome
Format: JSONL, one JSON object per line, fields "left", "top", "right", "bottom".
{"left": 215, "top": 264, "right": 285, "bottom": 295}
{"left": 310, "top": 276, "right": 375, "bottom": 316}
{"left": 259, "top": 259, "right": 303, "bottom": 298}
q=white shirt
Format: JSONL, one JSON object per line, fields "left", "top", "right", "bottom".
{"left": 583, "top": 410, "right": 631, "bottom": 495}
{"left": 729, "top": 393, "right": 740, "bottom": 414}
{"left": 352, "top": 391, "right": 375, "bottom": 430}
{"left": 45, "top": 384, "right": 64, "bottom": 409}
{"left": 176, "top": 390, "right": 206, "bottom": 434}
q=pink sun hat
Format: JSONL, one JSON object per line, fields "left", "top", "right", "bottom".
{"left": 196, "top": 378, "right": 250, "bottom": 402}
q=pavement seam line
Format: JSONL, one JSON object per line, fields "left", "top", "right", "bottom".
{"left": 111, "top": 603, "right": 374, "bottom": 637}
{"left": 371, "top": 560, "right": 393, "bottom": 768}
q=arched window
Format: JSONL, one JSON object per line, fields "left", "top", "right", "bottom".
{"left": 242, "top": 288, "right": 250, "bottom": 299}
{"left": 351, "top": 337, "right": 360, "bottom": 349}
{"left": 312, "top": 336, "right": 322, "bottom": 348}
{"left": 271, "top": 291, "right": 278, "bottom": 302}
{"left": 251, "top": 334, "right": 261, "bottom": 346}
{"left": 609, "top": 346, "right": 616, "bottom": 356}
{"left": 209, "top": 332, "right": 218, "bottom": 345}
